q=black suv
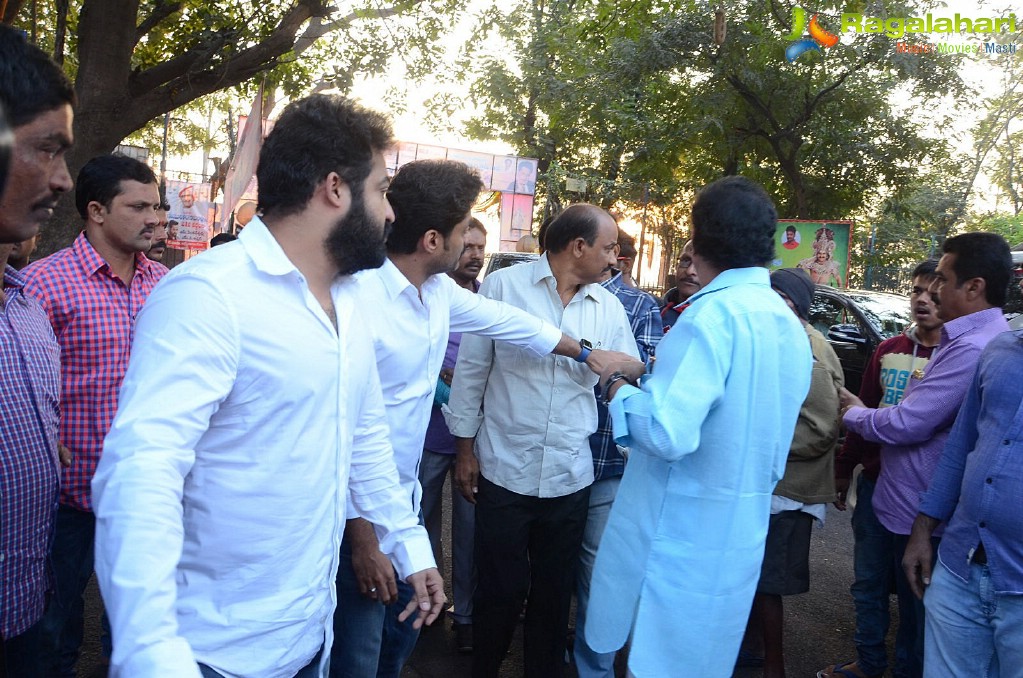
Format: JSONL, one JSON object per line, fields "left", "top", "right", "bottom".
{"left": 809, "top": 287, "right": 913, "bottom": 393}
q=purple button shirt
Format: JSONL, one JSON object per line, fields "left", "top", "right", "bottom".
{"left": 843, "top": 307, "right": 1009, "bottom": 535}
{"left": 0, "top": 265, "right": 62, "bottom": 638}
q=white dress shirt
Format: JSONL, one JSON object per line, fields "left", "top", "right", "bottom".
{"left": 92, "top": 217, "right": 433, "bottom": 678}
{"left": 444, "top": 255, "right": 639, "bottom": 498}
{"left": 347, "top": 258, "right": 562, "bottom": 516}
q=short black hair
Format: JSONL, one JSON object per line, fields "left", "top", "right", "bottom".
{"left": 467, "top": 217, "right": 487, "bottom": 236}
{"left": 257, "top": 94, "right": 393, "bottom": 218}
{"left": 544, "top": 204, "right": 605, "bottom": 254}
{"left": 385, "top": 159, "right": 484, "bottom": 255}
{"left": 691, "top": 176, "right": 777, "bottom": 270}
{"left": 911, "top": 259, "right": 939, "bottom": 280}
{"left": 0, "top": 25, "right": 76, "bottom": 127}
{"left": 785, "top": 225, "right": 796, "bottom": 233}
{"left": 536, "top": 212, "right": 559, "bottom": 254}
{"left": 617, "top": 228, "right": 637, "bottom": 259}
{"left": 210, "top": 232, "right": 237, "bottom": 247}
{"left": 942, "top": 232, "right": 1012, "bottom": 307}
{"left": 75, "top": 154, "right": 158, "bottom": 219}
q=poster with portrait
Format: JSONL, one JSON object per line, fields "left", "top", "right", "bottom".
{"left": 512, "top": 158, "right": 538, "bottom": 195}
{"left": 499, "top": 193, "right": 535, "bottom": 249}
{"left": 447, "top": 148, "right": 495, "bottom": 188}
{"left": 491, "top": 156, "right": 518, "bottom": 192}
{"left": 166, "top": 179, "right": 213, "bottom": 250}
{"left": 771, "top": 220, "right": 852, "bottom": 288}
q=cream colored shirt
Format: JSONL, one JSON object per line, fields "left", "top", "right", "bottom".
{"left": 445, "top": 255, "right": 638, "bottom": 497}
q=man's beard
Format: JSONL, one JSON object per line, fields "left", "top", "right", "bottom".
{"left": 326, "top": 190, "right": 388, "bottom": 276}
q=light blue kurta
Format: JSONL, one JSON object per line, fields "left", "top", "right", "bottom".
{"left": 585, "top": 267, "right": 812, "bottom": 677}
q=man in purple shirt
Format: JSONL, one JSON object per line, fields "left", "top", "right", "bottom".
{"left": 834, "top": 232, "right": 1012, "bottom": 678}
{"left": 0, "top": 26, "right": 76, "bottom": 676}
{"left": 418, "top": 217, "right": 486, "bottom": 654}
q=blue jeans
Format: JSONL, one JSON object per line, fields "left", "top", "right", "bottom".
{"left": 200, "top": 645, "right": 324, "bottom": 677}
{"left": 892, "top": 533, "right": 937, "bottom": 678}
{"left": 574, "top": 476, "right": 621, "bottom": 678}
{"left": 330, "top": 536, "right": 420, "bottom": 678}
{"left": 924, "top": 561, "right": 1023, "bottom": 678}
{"left": 32, "top": 506, "right": 96, "bottom": 677}
{"left": 849, "top": 475, "right": 895, "bottom": 676}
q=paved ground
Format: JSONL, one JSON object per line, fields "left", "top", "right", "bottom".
{"left": 78, "top": 481, "right": 899, "bottom": 677}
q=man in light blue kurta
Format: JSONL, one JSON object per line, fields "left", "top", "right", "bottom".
{"left": 586, "top": 176, "right": 813, "bottom": 677}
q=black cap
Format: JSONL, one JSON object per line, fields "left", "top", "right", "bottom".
{"left": 770, "top": 267, "right": 815, "bottom": 321}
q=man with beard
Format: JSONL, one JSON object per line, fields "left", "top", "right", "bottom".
{"left": 21, "top": 154, "right": 168, "bottom": 673}
{"left": 659, "top": 240, "right": 701, "bottom": 331}
{"left": 91, "top": 95, "right": 445, "bottom": 676}
{"left": 335, "top": 161, "right": 631, "bottom": 677}
{"left": 822, "top": 233, "right": 1012, "bottom": 678}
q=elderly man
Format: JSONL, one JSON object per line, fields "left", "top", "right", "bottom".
{"left": 659, "top": 240, "right": 701, "bottom": 331}
{"left": 587, "top": 177, "right": 812, "bottom": 677}
{"left": 446, "top": 204, "right": 641, "bottom": 677}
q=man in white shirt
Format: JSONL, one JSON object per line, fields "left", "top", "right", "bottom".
{"left": 333, "top": 161, "right": 634, "bottom": 678}
{"left": 446, "top": 204, "right": 642, "bottom": 677}
{"left": 91, "top": 95, "right": 445, "bottom": 678}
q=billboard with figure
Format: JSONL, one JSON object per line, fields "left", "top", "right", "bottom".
{"left": 772, "top": 220, "right": 852, "bottom": 288}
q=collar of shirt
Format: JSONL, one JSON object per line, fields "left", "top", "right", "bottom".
{"left": 376, "top": 256, "right": 442, "bottom": 303}
{"left": 601, "top": 270, "right": 624, "bottom": 294}
{"left": 237, "top": 216, "right": 305, "bottom": 279}
{"left": 533, "top": 253, "right": 604, "bottom": 303}
{"left": 70, "top": 231, "right": 167, "bottom": 283}
{"left": 3, "top": 264, "right": 26, "bottom": 291}
{"left": 685, "top": 266, "right": 770, "bottom": 306}
{"left": 939, "top": 306, "right": 1008, "bottom": 346}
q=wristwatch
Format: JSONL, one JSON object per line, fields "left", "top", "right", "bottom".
{"left": 601, "top": 371, "right": 633, "bottom": 405}
{"left": 575, "top": 338, "right": 594, "bottom": 363}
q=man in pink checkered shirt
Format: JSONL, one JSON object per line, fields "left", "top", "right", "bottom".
{"left": 21, "top": 153, "right": 167, "bottom": 674}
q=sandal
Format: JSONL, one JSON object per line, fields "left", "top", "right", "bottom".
{"left": 816, "top": 661, "right": 882, "bottom": 678}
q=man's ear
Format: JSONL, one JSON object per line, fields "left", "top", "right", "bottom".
{"left": 420, "top": 229, "right": 442, "bottom": 254}
{"left": 965, "top": 276, "right": 987, "bottom": 301}
{"left": 87, "top": 201, "right": 106, "bottom": 224}
{"left": 322, "top": 172, "right": 351, "bottom": 210}
{"left": 570, "top": 237, "right": 587, "bottom": 259}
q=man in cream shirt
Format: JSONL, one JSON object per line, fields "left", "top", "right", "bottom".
{"left": 446, "top": 204, "right": 641, "bottom": 678}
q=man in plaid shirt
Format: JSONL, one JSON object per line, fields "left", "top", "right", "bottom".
{"left": 0, "top": 26, "right": 76, "bottom": 676}
{"left": 574, "top": 228, "right": 664, "bottom": 677}
{"left": 22, "top": 153, "right": 167, "bottom": 674}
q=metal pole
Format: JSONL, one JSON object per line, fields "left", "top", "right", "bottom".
{"left": 160, "top": 112, "right": 170, "bottom": 194}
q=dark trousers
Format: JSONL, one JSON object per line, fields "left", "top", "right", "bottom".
{"left": 3, "top": 621, "right": 49, "bottom": 678}
{"left": 471, "top": 475, "right": 590, "bottom": 678}
{"left": 36, "top": 506, "right": 96, "bottom": 677}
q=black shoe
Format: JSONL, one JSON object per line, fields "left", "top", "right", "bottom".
{"left": 454, "top": 623, "right": 473, "bottom": 654}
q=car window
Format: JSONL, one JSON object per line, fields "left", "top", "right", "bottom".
{"left": 809, "top": 297, "right": 846, "bottom": 336}
{"left": 842, "top": 292, "right": 912, "bottom": 339}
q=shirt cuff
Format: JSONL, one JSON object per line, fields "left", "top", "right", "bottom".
{"left": 441, "top": 404, "right": 484, "bottom": 438}
{"left": 528, "top": 322, "right": 563, "bottom": 357}
{"left": 386, "top": 527, "right": 436, "bottom": 580}
{"left": 842, "top": 405, "right": 870, "bottom": 437}
{"left": 608, "top": 383, "right": 644, "bottom": 447}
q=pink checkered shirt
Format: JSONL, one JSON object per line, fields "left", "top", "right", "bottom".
{"left": 22, "top": 233, "right": 167, "bottom": 512}
{"left": 0, "top": 265, "right": 62, "bottom": 637}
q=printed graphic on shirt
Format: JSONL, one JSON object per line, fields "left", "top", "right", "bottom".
{"left": 878, "top": 351, "right": 931, "bottom": 407}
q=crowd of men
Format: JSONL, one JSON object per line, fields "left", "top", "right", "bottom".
{"left": 2, "top": 24, "right": 1022, "bottom": 678}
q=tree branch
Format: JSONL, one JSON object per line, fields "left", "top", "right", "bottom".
{"left": 135, "top": 0, "right": 183, "bottom": 44}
